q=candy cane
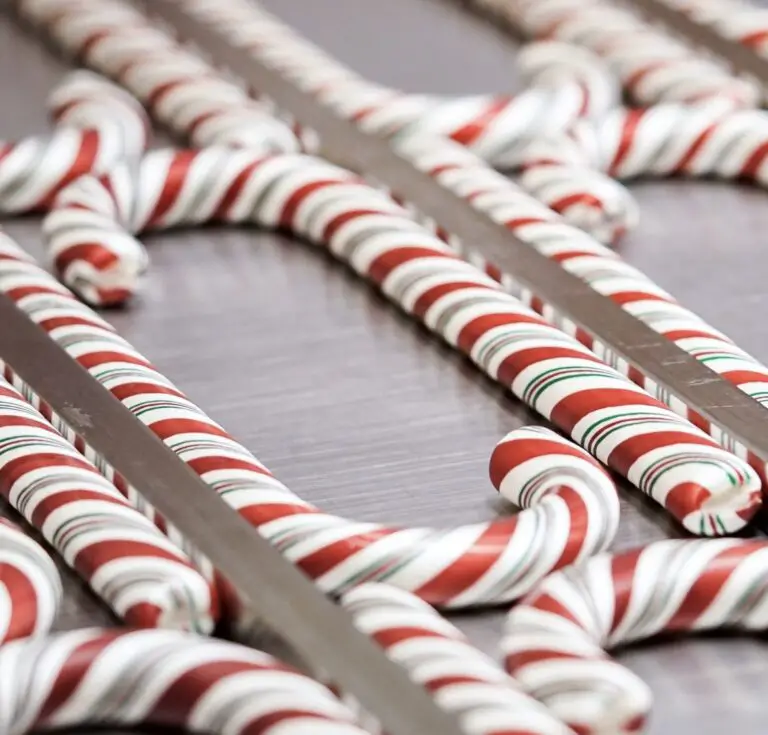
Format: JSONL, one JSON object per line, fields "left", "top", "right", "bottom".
{"left": 0, "top": 518, "right": 61, "bottom": 643}
{"left": 29, "top": 148, "right": 764, "bottom": 538}
{"left": 461, "top": 0, "right": 759, "bottom": 108}
{"left": 1, "top": 223, "right": 626, "bottom": 610}
{"left": 503, "top": 538, "right": 768, "bottom": 734}
{"left": 0, "top": 627, "right": 369, "bottom": 734}
{"left": 341, "top": 582, "right": 575, "bottom": 735}
{"left": 0, "top": 374, "right": 216, "bottom": 631}
{"left": 0, "top": 70, "right": 148, "bottom": 214}
{"left": 16, "top": 0, "right": 638, "bottom": 245}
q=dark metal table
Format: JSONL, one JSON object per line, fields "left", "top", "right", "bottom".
{"left": 3, "top": 0, "right": 768, "bottom": 732}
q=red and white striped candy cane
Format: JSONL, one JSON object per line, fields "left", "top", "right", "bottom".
{"left": 0, "top": 627, "right": 369, "bottom": 735}
{"left": 0, "top": 70, "right": 148, "bottom": 214}
{"left": 463, "top": 0, "right": 759, "bottom": 108}
{"left": 0, "top": 374, "right": 217, "bottom": 631}
{"left": 341, "top": 582, "right": 575, "bottom": 735}
{"left": 503, "top": 538, "right": 768, "bottom": 734}
{"left": 33, "top": 150, "right": 763, "bottom": 539}
{"left": 0, "top": 518, "right": 61, "bottom": 643}
{"left": 397, "top": 133, "right": 768, "bottom": 484}
{"left": 17, "top": 0, "right": 637, "bottom": 245}
{"left": 1, "top": 224, "right": 625, "bottom": 609}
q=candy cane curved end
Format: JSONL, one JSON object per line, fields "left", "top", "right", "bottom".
{"left": 0, "top": 519, "right": 61, "bottom": 643}
{"left": 0, "top": 628, "right": 368, "bottom": 735}
{"left": 342, "top": 582, "right": 575, "bottom": 735}
{"left": 503, "top": 538, "right": 768, "bottom": 734}
{"left": 0, "top": 70, "right": 147, "bottom": 215}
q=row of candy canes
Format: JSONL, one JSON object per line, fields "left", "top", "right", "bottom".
{"left": 24, "top": 0, "right": 768, "bottom": 508}
{"left": 15, "top": 0, "right": 641, "bottom": 247}
{"left": 0, "top": 59, "right": 621, "bottom": 733}
{"left": 4, "top": 1, "right": 768, "bottom": 732}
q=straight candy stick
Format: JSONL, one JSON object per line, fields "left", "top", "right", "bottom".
{"left": 0, "top": 628, "right": 370, "bottom": 735}
{"left": 459, "top": 0, "right": 758, "bottom": 107}
{"left": 0, "top": 373, "right": 217, "bottom": 631}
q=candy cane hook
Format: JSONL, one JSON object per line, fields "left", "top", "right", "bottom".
{"left": 0, "top": 70, "right": 148, "bottom": 214}
{"left": 503, "top": 538, "right": 768, "bottom": 734}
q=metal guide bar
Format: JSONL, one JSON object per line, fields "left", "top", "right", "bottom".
{"left": 624, "top": 0, "right": 768, "bottom": 82}
{"left": 0, "top": 292, "right": 464, "bottom": 735}
{"left": 144, "top": 4, "right": 768, "bottom": 464}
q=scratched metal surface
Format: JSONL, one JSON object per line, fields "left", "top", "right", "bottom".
{"left": 2, "top": 0, "right": 768, "bottom": 732}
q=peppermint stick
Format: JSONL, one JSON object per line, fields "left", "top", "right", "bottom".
{"left": 0, "top": 225, "right": 626, "bottom": 608}
{"left": 17, "top": 0, "right": 637, "bottom": 244}
{"left": 0, "top": 374, "right": 216, "bottom": 631}
{"left": 503, "top": 539, "right": 768, "bottom": 734}
{"left": 0, "top": 518, "right": 61, "bottom": 643}
{"left": 14, "top": 148, "right": 763, "bottom": 540}
{"left": 0, "top": 70, "right": 148, "bottom": 214}
{"left": 342, "top": 582, "right": 575, "bottom": 735}
{"left": 0, "top": 628, "right": 368, "bottom": 734}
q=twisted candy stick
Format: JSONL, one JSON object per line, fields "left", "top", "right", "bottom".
{"left": 168, "top": 0, "right": 638, "bottom": 244}
{"left": 463, "top": 0, "right": 759, "bottom": 108}
{"left": 17, "top": 0, "right": 637, "bottom": 245}
{"left": 0, "top": 518, "right": 61, "bottom": 643}
{"left": 0, "top": 375, "right": 216, "bottom": 631}
{"left": 1, "top": 219, "right": 626, "bottom": 612}
{"left": 503, "top": 538, "right": 768, "bottom": 734}
{"left": 397, "top": 133, "right": 768, "bottom": 483}
{"left": 341, "top": 583, "right": 575, "bottom": 735}
{"left": 0, "top": 70, "right": 148, "bottom": 214}
{"left": 33, "top": 150, "right": 763, "bottom": 537}
{"left": 0, "top": 627, "right": 369, "bottom": 734}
